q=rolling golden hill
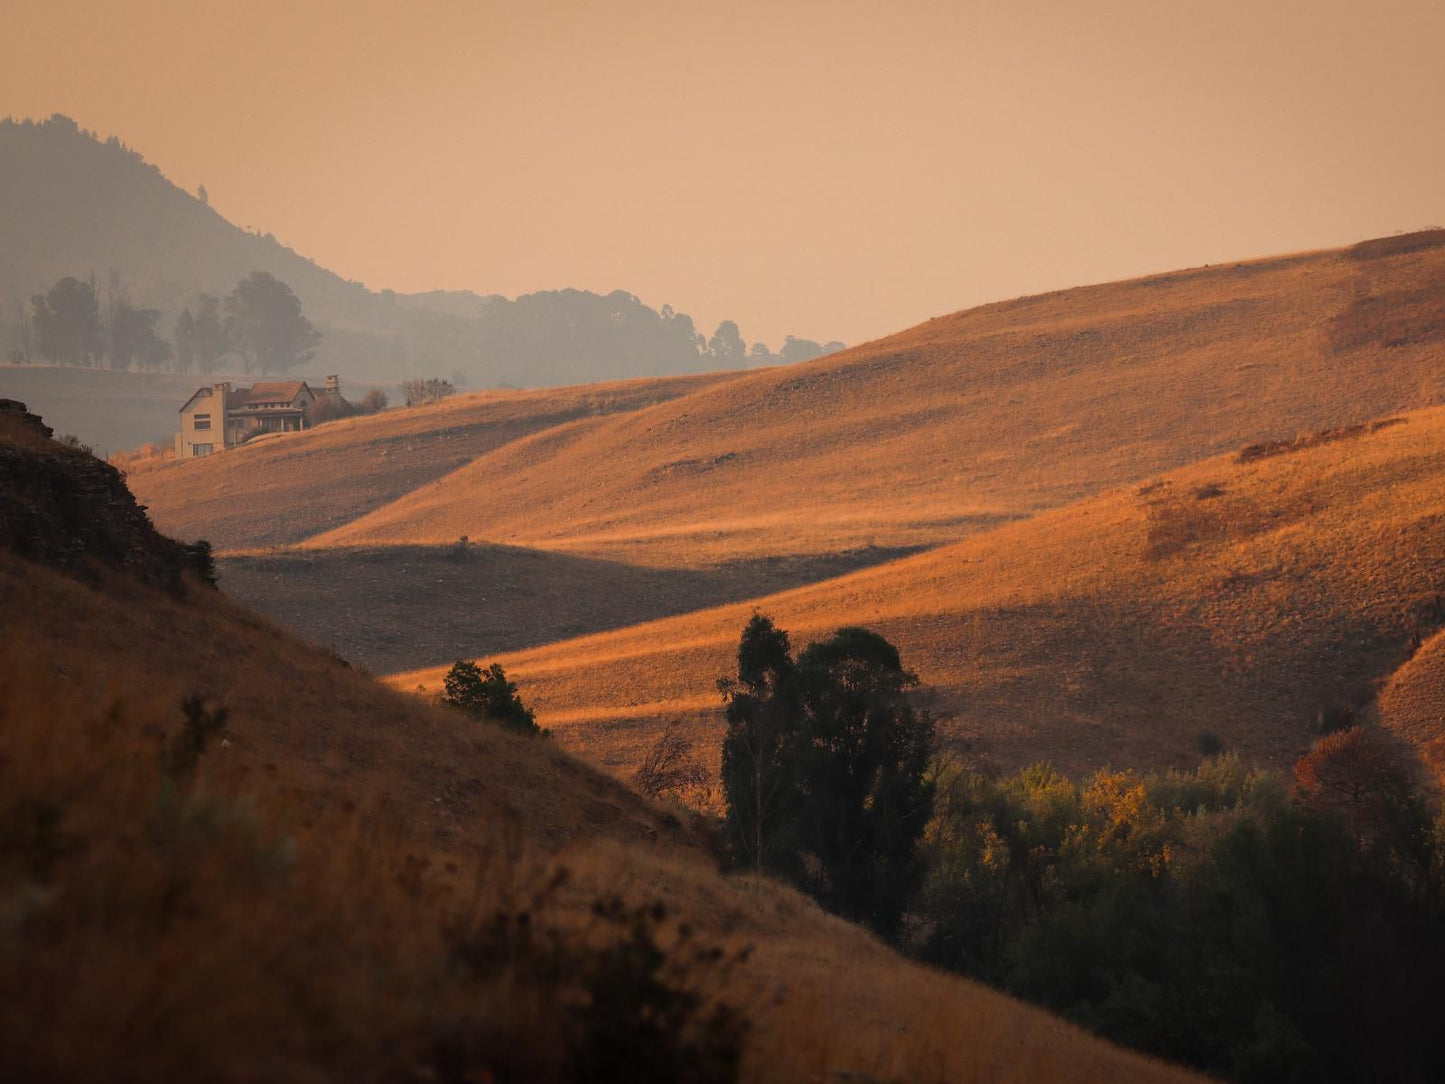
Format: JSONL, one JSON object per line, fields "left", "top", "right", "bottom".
{"left": 392, "top": 402, "right": 1445, "bottom": 787}
{"left": 310, "top": 236, "right": 1445, "bottom": 566}
{"left": 131, "top": 369, "right": 744, "bottom": 551}
{"left": 129, "top": 233, "right": 1445, "bottom": 702}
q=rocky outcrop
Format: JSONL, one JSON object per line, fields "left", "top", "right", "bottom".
{"left": 0, "top": 399, "right": 213, "bottom": 589}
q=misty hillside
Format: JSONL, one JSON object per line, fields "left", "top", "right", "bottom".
{"left": 0, "top": 116, "right": 813, "bottom": 385}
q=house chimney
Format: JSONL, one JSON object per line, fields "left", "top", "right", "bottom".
{"left": 211, "top": 383, "right": 230, "bottom": 448}
{"left": 325, "top": 375, "right": 340, "bottom": 397}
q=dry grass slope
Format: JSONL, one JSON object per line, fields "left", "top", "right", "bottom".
{"left": 217, "top": 541, "right": 922, "bottom": 673}
{"left": 1377, "top": 626, "right": 1445, "bottom": 784}
{"left": 392, "top": 402, "right": 1445, "bottom": 788}
{"left": 313, "top": 241, "right": 1445, "bottom": 566}
{"left": 130, "top": 370, "right": 744, "bottom": 551}
{"left": 128, "top": 239, "right": 1445, "bottom": 575}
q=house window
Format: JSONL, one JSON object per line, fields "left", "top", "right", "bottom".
{"left": 192, "top": 443, "right": 214, "bottom": 456}
{"left": 193, "top": 413, "right": 211, "bottom": 431}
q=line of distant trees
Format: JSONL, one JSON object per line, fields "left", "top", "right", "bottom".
{"left": 10, "top": 270, "right": 320, "bottom": 375}
{"left": 700, "top": 318, "right": 845, "bottom": 367}
{"left": 8, "top": 267, "right": 844, "bottom": 379}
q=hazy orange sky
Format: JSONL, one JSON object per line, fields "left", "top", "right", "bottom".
{"left": 3, "top": 0, "right": 1443, "bottom": 347}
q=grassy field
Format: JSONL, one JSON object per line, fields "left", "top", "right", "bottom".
{"left": 130, "top": 232, "right": 1445, "bottom": 788}
{"left": 391, "top": 402, "right": 1445, "bottom": 789}
{"left": 1377, "top": 625, "right": 1445, "bottom": 784}
{"left": 134, "top": 241, "right": 1445, "bottom": 571}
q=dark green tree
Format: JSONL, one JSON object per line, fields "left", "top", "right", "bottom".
{"left": 223, "top": 271, "right": 320, "bottom": 373}
{"left": 792, "top": 627, "right": 936, "bottom": 936}
{"left": 718, "top": 616, "right": 936, "bottom": 937}
{"left": 30, "top": 276, "right": 105, "bottom": 366}
{"left": 719, "top": 615, "right": 802, "bottom": 876}
{"left": 441, "top": 660, "right": 541, "bottom": 736}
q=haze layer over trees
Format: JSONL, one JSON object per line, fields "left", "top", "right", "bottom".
{"left": 0, "top": 116, "right": 842, "bottom": 384}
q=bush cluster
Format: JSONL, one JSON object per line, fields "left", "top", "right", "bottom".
{"left": 440, "top": 659, "right": 544, "bottom": 737}
{"left": 913, "top": 732, "right": 1445, "bottom": 1082}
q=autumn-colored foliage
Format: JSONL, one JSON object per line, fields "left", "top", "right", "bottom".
{"left": 1293, "top": 725, "right": 1422, "bottom": 851}
{"left": 917, "top": 748, "right": 1445, "bottom": 1082}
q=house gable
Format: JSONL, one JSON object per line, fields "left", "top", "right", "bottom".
{"left": 175, "top": 379, "right": 327, "bottom": 458}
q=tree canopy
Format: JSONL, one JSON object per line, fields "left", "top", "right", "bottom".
{"left": 174, "top": 294, "right": 229, "bottom": 374}
{"left": 719, "top": 615, "right": 935, "bottom": 937}
{"left": 706, "top": 320, "right": 747, "bottom": 367}
{"left": 108, "top": 299, "right": 171, "bottom": 370}
{"left": 223, "top": 271, "right": 320, "bottom": 374}
{"left": 31, "top": 276, "right": 105, "bottom": 366}
{"left": 441, "top": 660, "right": 542, "bottom": 736}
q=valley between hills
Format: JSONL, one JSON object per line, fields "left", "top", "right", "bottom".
{"left": 133, "top": 230, "right": 1445, "bottom": 788}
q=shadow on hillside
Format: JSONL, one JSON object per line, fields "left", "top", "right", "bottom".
{"left": 219, "top": 541, "right": 926, "bottom": 673}
{"left": 932, "top": 586, "right": 1416, "bottom": 777}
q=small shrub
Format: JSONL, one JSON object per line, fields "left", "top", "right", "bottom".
{"left": 447, "top": 535, "right": 473, "bottom": 563}
{"left": 1196, "top": 731, "right": 1224, "bottom": 757}
{"left": 633, "top": 722, "right": 710, "bottom": 804}
{"left": 401, "top": 377, "right": 456, "bottom": 407}
{"left": 358, "top": 388, "right": 389, "bottom": 413}
{"left": 57, "top": 433, "right": 93, "bottom": 456}
{"left": 441, "top": 660, "right": 543, "bottom": 736}
{"left": 182, "top": 539, "right": 218, "bottom": 587}
{"left": 110, "top": 439, "right": 174, "bottom": 473}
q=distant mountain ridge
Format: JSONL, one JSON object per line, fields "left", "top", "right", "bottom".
{"left": 0, "top": 115, "right": 820, "bottom": 383}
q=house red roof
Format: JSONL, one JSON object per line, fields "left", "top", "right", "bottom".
{"left": 227, "top": 381, "right": 311, "bottom": 407}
